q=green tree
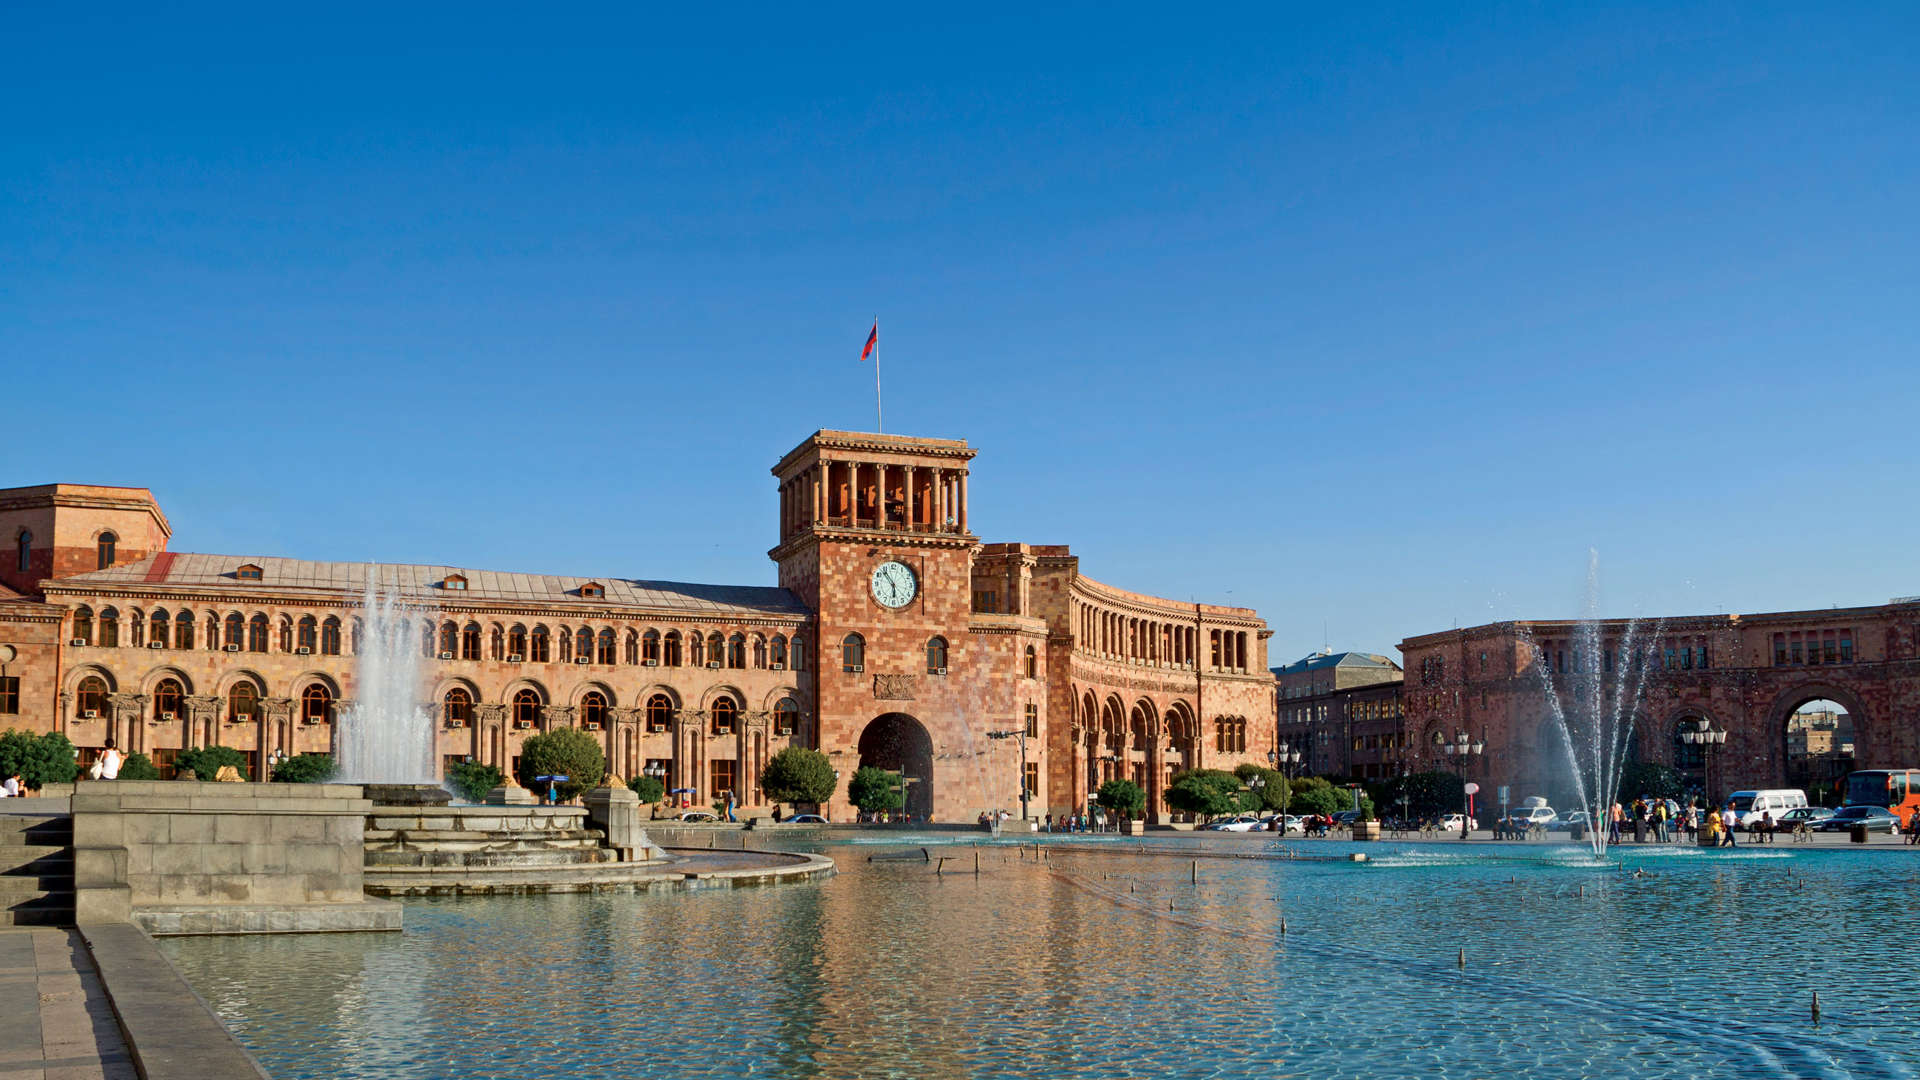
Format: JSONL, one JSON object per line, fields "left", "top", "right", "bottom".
{"left": 447, "top": 760, "right": 505, "bottom": 803}
{"left": 1618, "top": 761, "right": 1687, "bottom": 802}
{"left": 1289, "top": 776, "right": 1368, "bottom": 817}
{"left": 760, "top": 746, "right": 837, "bottom": 806}
{"left": 1233, "top": 764, "right": 1291, "bottom": 812}
{"left": 176, "top": 745, "right": 247, "bottom": 782}
{"left": 514, "top": 728, "right": 606, "bottom": 801}
{"left": 628, "top": 774, "right": 666, "bottom": 804}
{"left": 116, "top": 753, "right": 161, "bottom": 781}
{"left": 1163, "top": 769, "right": 1244, "bottom": 819}
{"left": 1095, "top": 778, "right": 1147, "bottom": 818}
{"left": 846, "top": 766, "right": 904, "bottom": 814}
{"left": 272, "top": 753, "right": 337, "bottom": 783}
{"left": 0, "top": 730, "right": 78, "bottom": 789}
{"left": 1378, "top": 770, "right": 1466, "bottom": 821}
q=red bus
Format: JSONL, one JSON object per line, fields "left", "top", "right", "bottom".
{"left": 1843, "top": 770, "right": 1920, "bottom": 818}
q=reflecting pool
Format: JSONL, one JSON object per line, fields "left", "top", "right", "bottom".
{"left": 158, "top": 834, "right": 1920, "bottom": 1080}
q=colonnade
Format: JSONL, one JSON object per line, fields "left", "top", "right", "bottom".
{"left": 779, "top": 459, "right": 970, "bottom": 539}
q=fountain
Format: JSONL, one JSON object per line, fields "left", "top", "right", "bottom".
{"left": 336, "top": 569, "right": 444, "bottom": 805}
{"left": 1523, "top": 553, "right": 1666, "bottom": 859}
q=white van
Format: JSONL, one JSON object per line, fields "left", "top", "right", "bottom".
{"left": 1725, "top": 789, "right": 1808, "bottom": 829}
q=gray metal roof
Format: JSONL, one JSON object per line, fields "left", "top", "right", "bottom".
{"left": 51, "top": 552, "right": 811, "bottom": 619}
{"left": 1272, "top": 651, "right": 1401, "bottom": 677}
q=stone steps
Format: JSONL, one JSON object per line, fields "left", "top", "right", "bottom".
{"left": 365, "top": 847, "right": 617, "bottom": 868}
{"left": 0, "top": 815, "right": 74, "bottom": 927}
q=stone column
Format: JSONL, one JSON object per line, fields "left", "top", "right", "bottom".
{"left": 473, "top": 705, "right": 507, "bottom": 767}
{"left": 106, "top": 693, "right": 144, "bottom": 754}
{"left": 933, "top": 468, "right": 946, "bottom": 532}
{"left": 185, "top": 695, "right": 221, "bottom": 751}
{"left": 958, "top": 471, "right": 968, "bottom": 533}
{"left": 904, "top": 465, "right": 916, "bottom": 531}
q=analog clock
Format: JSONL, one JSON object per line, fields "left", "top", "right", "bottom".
{"left": 870, "top": 560, "right": 918, "bottom": 609}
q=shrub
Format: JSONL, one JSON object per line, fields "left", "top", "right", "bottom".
{"left": 627, "top": 775, "right": 666, "bottom": 804}
{"left": 1095, "top": 778, "right": 1147, "bottom": 818}
{"left": 1163, "top": 769, "right": 1244, "bottom": 819}
{"left": 0, "top": 730, "right": 79, "bottom": 789}
{"left": 514, "top": 728, "right": 605, "bottom": 801}
{"left": 272, "top": 753, "right": 337, "bottom": 784}
{"left": 1233, "top": 764, "right": 1290, "bottom": 812}
{"left": 760, "top": 746, "right": 837, "bottom": 806}
{"left": 116, "top": 753, "right": 161, "bottom": 781}
{"left": 176, "top": 745, "right": 248, "bottom": 782}
{"left": 447, "top": 760, "right": 505, "bottom": 803}
{"left": 846, "top": 766, "right": 903, "bottom": 814}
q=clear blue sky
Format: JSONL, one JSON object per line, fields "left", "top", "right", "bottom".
{"left": 5, "top": 3, "right": 1916, "bottom": 665}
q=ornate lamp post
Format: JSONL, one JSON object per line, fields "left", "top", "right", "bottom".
{"left": 1441, "top": 729, "right": 1484, "bottom": 839}
{"left": 1270, "top": 743, "right": 1301, "bottom": 819}
{"left": 1679, "top": 722, "right": 1727, "bottom": 807}
{"left": 987, "top": 728, "right": 1030, "bottom": 821}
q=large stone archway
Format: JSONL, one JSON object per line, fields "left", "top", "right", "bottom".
{"left": 1768, "top": 683, "right": 1869, "bottom": 804}
{"left": 858, "top": 712, "right": 934, "bottom": 820}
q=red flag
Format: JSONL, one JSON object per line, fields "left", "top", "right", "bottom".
{"left": 861, "top": 321, "right": 877, "bottom": 361}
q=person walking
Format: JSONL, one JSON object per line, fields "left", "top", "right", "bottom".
{"left": 1653, "top": 800, "right": 1670, "bottom": 844}
{"left": 1719, "top": 803, "right": 1738, "bottom": 847}
{"left": 1907, "top": 807, "right": 1920, "bottom": 845}
{"left": 1608, "top": 802, "right": 1623, "bottom": 846}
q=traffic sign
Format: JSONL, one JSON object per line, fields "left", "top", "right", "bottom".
{"left": 1464, "top": 782, "right": 1481, "bottom": 795}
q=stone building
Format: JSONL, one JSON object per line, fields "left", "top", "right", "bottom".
{"left": 0, "top": 430, "right": 1273, "bottom": 821}
{"left": 1398, "top": 600, "right": 1920, "bottom": 805}
{"left": 1272, "top": 651, "right": 1406, "bottom": 779}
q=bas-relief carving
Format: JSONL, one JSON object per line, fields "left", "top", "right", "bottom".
{"left": 873, "top": 674, "right": 917, "bottom": 700}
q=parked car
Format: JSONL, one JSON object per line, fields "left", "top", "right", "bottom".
{"left": 1276, "top": 815, "right": 1305, "bottom": 835}
{"left": 1207, "top": 814, "right": 1264, "bottom": 832}
{"left": 675, "top": 810, "right": 720, "bottom": 822}
{"left": 785, "top": 813, "right": 827, "bottom": 824}
{"left": 1331, "top": 810, "right": 1365, "bottom": 827}
{"left": 1505, "top": 804, "right": 1557, "bottom": 830}
{"left": 1547, "top": 811, "right": 1593, "bottom": 832}
{"left": 1813, "top": 806, "right": 1900, "bottom": 834}
{"left": 1438, "top": 812, "right": 1472, "bottom": 831}
{"left": 1773, "top": 807, "right": 1834, "bottom": 830}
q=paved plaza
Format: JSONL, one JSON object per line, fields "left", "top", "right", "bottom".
{"left": 0, "top": 928, "right": 135, "bottom": 1080}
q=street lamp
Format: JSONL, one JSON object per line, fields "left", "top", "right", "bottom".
{"left": 1441, "top": 729, "right": 1484, "bottom": 839}
{"left": 1679, "top": 722, "right": 1728, "bottom": 806}
{"left": 1270, "top": 742, "right": 1301, "bottom": 818}
{"left": 986, "top": 728, "right": 1030, "bottom": 821}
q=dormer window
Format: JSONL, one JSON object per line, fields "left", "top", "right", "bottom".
{"left": 444, "top": 574, "right": 468, "bottom": 591}
{"left": 236, "top": 564, "right": 264, "bottom": 581}
{"left": 580, "top": 581, "right": 605, "bottom": 599}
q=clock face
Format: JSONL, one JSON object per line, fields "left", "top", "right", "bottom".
{"left": 870, "top": 560, "right": 918, "bottom": 609}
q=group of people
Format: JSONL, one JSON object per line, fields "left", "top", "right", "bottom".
{"left": 1044, "top": 811, "right": 1114, "bottom": 833}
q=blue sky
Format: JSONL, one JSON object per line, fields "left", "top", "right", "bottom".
{"left": 5, "top": 3, "right": 1916, "bottom": 664}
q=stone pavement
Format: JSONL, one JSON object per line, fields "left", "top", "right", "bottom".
{"left": 0, "top": 928, "right": 135, "bottom": 1080}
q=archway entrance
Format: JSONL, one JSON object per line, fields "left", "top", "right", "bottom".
{"left": 1784, "top": 698, "right": 1855, "bottom": 806}
{"left": 858, "top": 713, "right": 934, "bottom": 820}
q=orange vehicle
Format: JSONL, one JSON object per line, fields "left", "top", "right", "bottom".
{"left": 1843, "top": 770, "right": 1920, "bottom": 818}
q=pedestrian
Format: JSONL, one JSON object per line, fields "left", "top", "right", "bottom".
{"left": 0, "top": 773, "right": 18, "bottom": 797}
{"left": 1719, "top": 805, "right": 1738, "bottom": 847}
{"left": 1653, "top": 800, "right": 1669, "bottom": 844}
{"left": 1908, "top": 807, "right": 1920, "bottom": 845}
{"left": 1607, "top": 802, "right": 1622, "bottom": 846}
{"left": 1044, "top": 813, "right": 1054, "bottom": 833}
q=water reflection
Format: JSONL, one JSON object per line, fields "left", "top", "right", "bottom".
{"left": 158, "top": 836, "right": 1920, "bottom": 1080}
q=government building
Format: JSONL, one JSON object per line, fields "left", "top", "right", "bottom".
{"left": 0, "top": 431, "right": 1274, "bottom": 822}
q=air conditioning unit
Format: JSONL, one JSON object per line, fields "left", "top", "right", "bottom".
{"left": 439, "top": 651, "right": 454, "bottom": 660}
{"left": 770, "top": 662, "right": 785, "bottom": 671}
{"left": 643, "top": 659, "right": 659, "bottom": 667}
{"left": 936, "top": 667, "right": 948, "bottom": 675}
{"left": 507, "top": 654, "right": 525, "bottom": 663}
{"left": 583, "top": 722, "right": 602, "bottom": 731}
{"left": 159, "top": 712, "right": 176, "bottom": 722}
{"left": 70, "top": 638, "right": 86, "bottom": 647}
{"left": 708, "top": 662, "right": 721, "bottom": 669}
{"left": 303, "top": 716, "right": 324, "bottom": 725}
{"left": 574, "top": 657, "right": 590, "bottom": 665}
{"left": 81, "top": 709, "right": 98, "bottom": 719}
{"left": 295, "top": 646, "right": 312, "bottom": 655}
{"left": 849, "top": 664, "right": 864, "bottom": 673}
{"left": 513, "top": 720, "right": 534, "bottom": 729}
{"left": 224, "top": 644, "right": 241, "bottom": 653}
{"left": 147, "top": 641, "right": 166, "bottom": 649}
{"left": 446, "top": 720, "right": 467, "bottom": 729}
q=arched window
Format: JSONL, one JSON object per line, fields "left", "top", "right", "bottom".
{"left": 926, "top": 636, "right": 948, "bottom": 673}
{"left": 665, "top": 631, "right": 683, "bottom": 667}
{"left": 708, "top": 633, "right": 725, "bottom": 667}
{"left": 1025, "top": 645, "right": 1037, "bottom": 679}
{"left": 624, "top": 629, "right": 639, "bottom": 665}
{"left": 576, "top": 627, "right": 593, "bottom": 662}
{"left": 774, "top": 697, "right": 799, "bottom": 736}
{"left": 440, "top": 622, "right": 458, "bottom": 657}
{"left": 96, "top": 532, "right": 117, "bottom": 570}
{"left": 277, "top": 616, "right": 292, "bottom": 653}
{"left": 98, "top": 607, "right": 119, "bottom": 648}
{"left": 72, "top": 606, "right": 94, "bottom": 645}
{"left": 150, "top": 609, "right": 171, "bottom": 649}
{"left": 770, "top": 635, "right": 787, "bottom": 669}
{"left": 443, "top": 687, "right": 473, "bottom": 726}
{"left": 321, "top": 617, "right": 342, "bottom": 656}
{"left": 174, "top": 611, "right": 194, "bottom": 650}
{"left": 14, "top": 530, "right": 28, "bottom": 574}
{"left": 689, "top": 632, "right": 705, "bottom": 666}
{"left": 710, "top": 697, "right": 737, "bottom": 735}
{"left": 75, "top": 675, "right": 107, "bottom": 718}
{"left": 728, "top": 633, "right": 746, "bottom": 669}
{"left": 153, "top": 678, "right": 184, "bottom": 722}
{"left": 301, "top": 684, "right": 332, "bottom": 724}
{"left": 642, "top": 629, "right": 661, "bottom": 664}
{"left": 461, "top": 622, "right": 482, "bottom": 661}
{"left": 224, "top": 613, "right": 245, "bottom": 649}
{"left": 489, "top": 624, "right": 504, "bottom": 660}
{"left": 581, "top": 691, "right": 608, "bottom": 729}
{"left": 646, "top": 693, "right": 673, "bottom": 732}
{"left": 128, "top": 609, "right": 144, "bottom": 647}
{"left": 597, "top": 628, "right": 616, "bottom": 665}
{"left": 508, "top": 624, "right": 528, "bottom": 660}
{"left": 529, "top": 625, "right": 550, "bottom": 663}
{"left": 558, "top": 626, "right": 573, "bottom": 662}
{"left": 227, "top": 682, "right": 259, "bottom": 724}
{"left": 842, "top": 633, "right": 865, "bottom": 672}
{"left": 751, "top": 634, "right": 767, "bottom": 669}
{"left": 297, "top": 616, "right": 317, "bottom": 653}
{"left": 791, "top": 633, "right": 806, "bottom": 672}
{"left": 512, "top": 689, "right": 542, "bottom": 728}
{"left": 248, "top": 614, "right": 268, "bottom": 653}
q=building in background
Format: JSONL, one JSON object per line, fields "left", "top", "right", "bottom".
{"left": 1273, "top": 651, "right": 1406, "bottom": 779}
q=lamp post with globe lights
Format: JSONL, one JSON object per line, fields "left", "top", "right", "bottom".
{"left": 1679, "top": 721, "right": 1728, "bottom": 808}
{"left": 1441, "top": 730, "right": 1485, "bottom": 839}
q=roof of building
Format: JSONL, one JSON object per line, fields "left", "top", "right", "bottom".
{"left": 47, "top": 553, "right": 811, "bottom": 619}
{"left": 1272, "top": 651, "right": 1402, "bottom": 677}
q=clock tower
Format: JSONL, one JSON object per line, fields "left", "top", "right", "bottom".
{"left": 769, "top": 430, "right": 978, "bottom": 820}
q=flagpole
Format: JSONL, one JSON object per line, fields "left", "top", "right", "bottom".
{"left": 873, "top": 315, "right": 883, "bottom": 434}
